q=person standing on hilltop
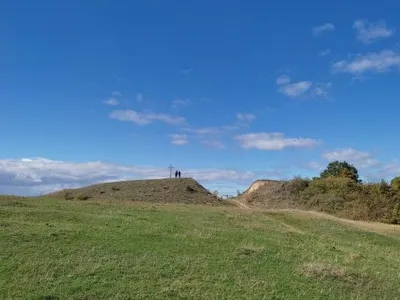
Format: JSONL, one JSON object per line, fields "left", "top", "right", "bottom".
{"left": 175, "top": 170, "right": 178, "bottom": 178}
{"left": 178, "top": 171, "right": 181, "bottom": 178}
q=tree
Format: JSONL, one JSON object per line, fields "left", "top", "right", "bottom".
{"left": 320, "top": 161, "right": 361, "bottom": 183}
{"left": 390, "top": 176, "right": 400, "bottom": 191}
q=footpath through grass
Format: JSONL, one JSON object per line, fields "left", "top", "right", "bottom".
{"left": 0, "top": 197, "right": 399, "bottom": 300}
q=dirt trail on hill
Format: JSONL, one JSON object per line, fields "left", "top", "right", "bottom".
{"left": 233, "top": 179, "right": 400, "bottom": 235}
{"left": 230, "top": 198, "right": 400, "bottom": 236}
{"left": 277, "top": 209, "right": 400, "bottom": 235}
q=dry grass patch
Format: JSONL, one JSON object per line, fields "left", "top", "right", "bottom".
{"left": 297, "top": 262, "right": 369, "bottom": 285}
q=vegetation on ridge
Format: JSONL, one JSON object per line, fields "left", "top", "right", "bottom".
{"left": 240, "top": 160, "right": 400, "bottom": 224}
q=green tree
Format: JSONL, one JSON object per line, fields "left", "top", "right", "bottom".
{"left": 390, "top": 176, "right": 400, "bottom": 191}
{"left": 320, "top": 161, "right": 361, "bottom": 183}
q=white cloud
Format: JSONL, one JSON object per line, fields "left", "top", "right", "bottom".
{"left": 276, "top": 75, "right": 291, "bottom": 85}
{"left": 278, "top": 81, "right": 312, "bottom": 98}
{"left": 236, "top": 113, "right": 256, "bottom": 122}
{"left": 170, "top": 134, "right": 188, "bottom": 145}
{"left": 183, "top": 127, "right": 221, "bottom": 136}
{"left": 312, "top": 23, "right": 335, "bottom": 36}
{"left": 0, "top": 157, "right": 257, "bottom": 196}
{"left": 172, "top": 99, "right": 191, "bottom": 107}
{"left": 136, "top": 93, "right": 143, "bottom": 102}
{"left": 322, "top": 148, "right": 379, "bottom": 169}
{"left": 202, "top": 140, "right": 225, "bottom": 149}
{"left": 182, "top": 125, "right": 237, "bottom": 149}
{"left": 311, "top": 82, "right": 332, "bottom": 98}
{"left": 182, "top": 125, "right": 239, "bottom": 138}
{"left": 109, "top": 110, "right": 185, "bottom": 125}
{"left": 104, "top": 97, "right": 120, "bottom": 106}
{"left": 332, "top": 50, "right": 400, "bottom": 74}
{"left": 369, "top": 160, "right": 400, "bottom": 179}
{"left": 319, "top": 49, "right": 331, "bottom": 56}
{"left": 353, "top": 19, "right": 395, "bottom": 44}
{"left": 235, "top": 132, "right": 318, "bottom": 150}
{"left": 305, "top": 161, "right": 325, "bottom": 171}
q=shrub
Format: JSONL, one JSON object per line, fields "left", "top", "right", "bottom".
{"left": 63, "top": 189, "right": 74, "bottom": 200}
{"left": 75, "top": 193, "right": 90, "bottom": 201}
{"left": 298, "top": 177, "right": 368, "bottom": 219}
{"left": 304, "top": 177, "right": 360, "bottom": 195}
{"left": 390, "top": 202, "right": 400, "bottom": 224}
{"left": 390, "top": 176, "right": 400, "bottom": 192}
{"left": 286, "top": 176, "right": 310, "bottom": 194}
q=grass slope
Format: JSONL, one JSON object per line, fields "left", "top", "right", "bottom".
{"left": 46, "top": 178, "right": 222, "bottom": 205}
{"left": 1, "top": 197, "right": 400, "bottom": 300}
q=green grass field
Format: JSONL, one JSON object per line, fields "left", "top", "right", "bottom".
{"left": 1, "top": 197, "right": 400, "bottom": 300}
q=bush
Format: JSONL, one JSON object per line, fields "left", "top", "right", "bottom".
{"left": 297, "top": 177, "right": 376, "bottom": 219}
{"left": 63, "top": 189, "right": 74, "bottom": 200}
{"left": 286, "top": 176, "right": 310, "bottom": 194}
{"left": 75, "top": 193, "right": 90, "bottom": 201}
{"left": 389, "top": 202, "right": 400, "bottom": 224}
{"left": 390, "top": 177, "right": 400, "bottom": 192}
{"left": 304, "top": 177, "right": 360, "bottom": 195}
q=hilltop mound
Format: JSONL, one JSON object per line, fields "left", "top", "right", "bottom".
{"left": 46, "top": 178, "right": 223, "bottom": 205}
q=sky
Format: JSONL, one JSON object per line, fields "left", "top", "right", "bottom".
{"left": 1, "top": 0, "right": 400, "bottom": 196}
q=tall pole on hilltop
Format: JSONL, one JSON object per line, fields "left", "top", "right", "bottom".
{"left": 168, "top": 165, "right": 174, "bottom": 178}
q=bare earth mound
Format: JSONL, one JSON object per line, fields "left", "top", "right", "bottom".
{"left": 46, "top": 178, "right": 223, "bottom": 205}
{"left": 238, "top": 179, "right": 295, "bottom": 209}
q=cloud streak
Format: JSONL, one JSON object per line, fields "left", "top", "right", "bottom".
{"left": 172, "top": 99, "right": 191, "bottom": 109}
{"left": 236, "top": 132, "right": 318, "bottom": 150}
{"left": 319, "top": 49, "right": 331, "bottom": 56}
{"left": 201, "top": 140, "right": 225, "bottom": 149}
{"left": 278, "top": 81, "right": 312, "bottom": 98}
{"left": 353, "top": 19, "right": 395, "bottom": 44}
{"left": 104, "top": 98, "right": 120, "bottom": 106}
{"left": 110, "top": 110, "right": 185, "bottom": 125}
{"left": 236, "top": 113, "right": 256, "bottom": 122}
{"left": 276, "top": 75, "right": 291, "bottom": 85}
{"left": 322, "top": 148, "right": 379, "bottom": 169}
{"left": 276, "top": 75, "right": 328, "bottom": 99}
{"left": 332, "top": 50, "right": 400, "bottom": 74}
{"left": 169, "top": 134, "right": 188, "bottom": 145}
{"left": 313, "top": 23, "right": 335, "bottom": 36}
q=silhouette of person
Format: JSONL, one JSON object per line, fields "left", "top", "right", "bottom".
{"left": 178, "top": 171, "right": 181, "bottom": 178}
{"left": 175, "top": 170, "right": 178, "bottom": 178}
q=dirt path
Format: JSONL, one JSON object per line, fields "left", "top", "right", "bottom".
{"left": 230, "top": 199, "right": 304, "bottom": 234}
{"left": 263, "top": 209, "right": 400, "bottom": 236}
{"left": 230, "top": 199, "right": 251, "bottom": 210}
{"left": 229, "top": 200, "right": 400, "bottom": 236}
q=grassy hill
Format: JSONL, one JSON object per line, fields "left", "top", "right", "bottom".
{"left": 1, "top": 196, "right": 399, "bottom": 299}
{"left": 46, "top": 178, "right": 223, "bottom": 205}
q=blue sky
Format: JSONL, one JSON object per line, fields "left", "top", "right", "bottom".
{"left": 1, "top": 0, "right": 400, "bottom": 195}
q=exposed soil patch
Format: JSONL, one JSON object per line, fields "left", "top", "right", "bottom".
{"left": 45, "top": 178, "right": 224, "bottom": 205}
